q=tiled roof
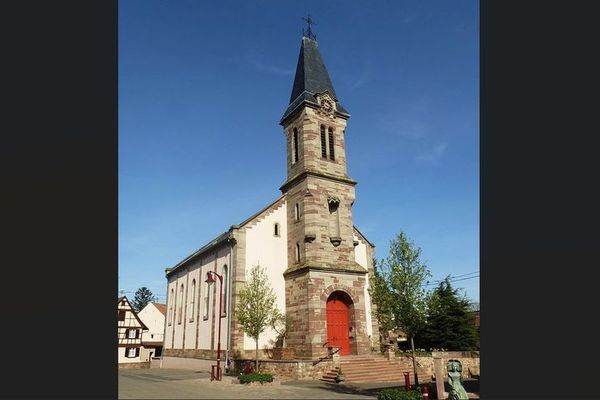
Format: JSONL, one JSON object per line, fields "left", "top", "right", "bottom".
{"left": 152, "top": 302, "right": 167, "bottom": 316}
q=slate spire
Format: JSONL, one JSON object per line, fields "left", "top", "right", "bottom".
{"left": 281, "top": 35, "right": 349, "bottom": 124}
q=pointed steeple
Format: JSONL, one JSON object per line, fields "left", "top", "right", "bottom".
{"left": 281, "top": 36, "right": 349, "bottom": 124}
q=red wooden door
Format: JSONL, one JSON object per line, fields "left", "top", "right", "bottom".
{"left": 326, "top": 297, "right": 350, "bottom": 355}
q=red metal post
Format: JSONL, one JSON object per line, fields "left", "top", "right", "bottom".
{"left": 216, "top": 272, "right": 223, "bottom": 380}
{"left": 422, "top": 384, "right": 429, "bottom": 399}
{"left": 207, "top": 271, "right": 224, "bottom": 381}
{"left": 404, "top": 372, "right": 411, "bottom": 391}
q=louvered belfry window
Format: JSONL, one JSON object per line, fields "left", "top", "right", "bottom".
{"left": 328, "top": 128, "right": 335, "bottom": 160}
{"left": 293, "top": 128, "right": 299, "bottom": 163}
{"left": 320, "top": 125, "right": 327, "bottom": 158}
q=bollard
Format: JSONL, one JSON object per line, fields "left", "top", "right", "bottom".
{"left": 403, "top": 372, "right": 411, "bottom": 391}
{"left": 422, "top": 385, "right": 429, "bottom": 399}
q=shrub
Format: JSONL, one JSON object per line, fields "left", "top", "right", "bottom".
{"left": 238, "top": 372, "right": 274, "bottom": 384}
{"left": 377, "top": 388, "right": 423, "bottom": 400}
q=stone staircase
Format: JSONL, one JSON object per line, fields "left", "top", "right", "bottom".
{"left": 320, "top": 354, "right": 431, "bottom": 384}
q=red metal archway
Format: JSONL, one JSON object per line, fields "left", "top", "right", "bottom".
{"left": 326, "top": 291, "right": 351, "bottom": 355}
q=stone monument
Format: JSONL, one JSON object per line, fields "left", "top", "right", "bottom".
{"left": 447, "top": 359, "right": 469, "bottom": 400}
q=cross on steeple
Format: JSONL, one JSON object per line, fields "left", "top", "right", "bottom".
{"left": 302, "top": 14, "right": 317, "bottom": 40}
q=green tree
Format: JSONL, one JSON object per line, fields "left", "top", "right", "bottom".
{"left": 421, "top": 277, "right": 479, "bottom": 351}
{"left": 132, "top": 287, "right": 156, "bottom": 312}
{"left": 372, "top": 231, "right": 431, "bottom": 384}
{"left": 236, "top": 265, "right": 279, "bottom": 371}
{"left": 369, "top": 258, "right": 395, "bottom": 349}
{"left": 270, "top": 310, "right": 292, "bottom": 348}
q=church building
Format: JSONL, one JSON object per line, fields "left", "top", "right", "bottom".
{"left": 162, "top": 29, "right": 380, "bottom": 375}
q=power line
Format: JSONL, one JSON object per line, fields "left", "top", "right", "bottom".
{"left": 448, "top": 271, "right": 479, "bottom": 279}
{"left": 424, "top": 274, "right": 479, "bottom": 286}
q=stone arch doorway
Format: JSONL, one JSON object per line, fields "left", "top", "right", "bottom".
{"left": 326, "top": 291, "right": 354, "bottom": 356}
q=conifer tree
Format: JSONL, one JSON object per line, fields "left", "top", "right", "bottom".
{"left": 132, "top": 287, "right": 156, "bottom": 312}
{"left": 422, "top": 277, "right": 479, "bottom": 351}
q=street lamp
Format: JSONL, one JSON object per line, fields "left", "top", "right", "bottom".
{"left": 206, "top": 270, "right": 223, "bottom": 381}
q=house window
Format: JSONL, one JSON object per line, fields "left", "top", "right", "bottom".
{"left": 118, "top": 310, "right": 125, "bottom": 321}
{"left": 328, "top": 128, "right": 335, "bottom": 160}
{"left": 222, "top": 265, "right": 228, "bottom": 317}
{"left": 295, "top": 242, "right": 301, "bottom": 262}
{"left": 128, "top": 329, "right": 137, "bottom": 339}
{"left": 293, "top": 128, "right": 299, "bottom": 163}
{"left": 320, "top": 125, "right": 327, "bottom": 158}
{"left": 203, "top": 281, "right": 210, "bottom": 320}
{"left": 126, "top": 347, "right": 137, "bottom": 358}
{"left": 178, "top": 284, "right": 184, "bottom": 324}
{"left": 274, "top": 223, "right": 280, "bottom": 237}
{"left": 294, "top": 203, "right": 300, "bottom": 221}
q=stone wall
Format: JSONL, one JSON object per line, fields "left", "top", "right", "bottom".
{"left": 392, "top": 351, "right": 480, "bottom": 379}
{"left": 284, "top": 269, "right": 371, "bottom": 359}
{"left": 118, "top": 361, "right": 150, "bottom": 369}
{"left": 231, "top": 358, "right": 334, "bottom": 381}
{"left": 283, "top": 107, "right": 350, "bottom": 183}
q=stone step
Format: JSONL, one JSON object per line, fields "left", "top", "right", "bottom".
{"left": 340, "top": 361, "right": 404, "bottom": 368}
{"left": 341, "top": 368, "right": 421, "bottom": 376}
{"left": 323, "top": 355, "right": 432, "bottom": 384}
{"left": 339, "top": 364, "right": 418, "bottom": 371}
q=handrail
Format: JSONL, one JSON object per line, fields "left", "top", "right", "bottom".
{"left": 312, "top": 345, "right": 340, "bottom": 366}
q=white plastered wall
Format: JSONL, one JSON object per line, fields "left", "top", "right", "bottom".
{"left": 354, "top": 233, "right": 373, "bottom": 339}
{"left": 138, "top": 303, "right": 165, "bottom": 342}
{"left": 164, "top": 246, "right": 232, "bottom": 352}
{"left": 243, "top": 202, "right": 288, "bottom": 351}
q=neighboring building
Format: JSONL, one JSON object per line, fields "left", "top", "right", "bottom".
{"left": 162, "top": 31, "right": 379, "bottom": 371}
{"left": 138, "top": 302, "right": 166, "bottom": 361}
{"left": 118, "top": 296, "right": 148, "bottom": 367}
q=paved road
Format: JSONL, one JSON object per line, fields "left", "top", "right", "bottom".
{"left": 118, "top": 368, "right": 379, "bottom": 399}
{"left": 119, "top": 368, "right": 480, "bottom": 399}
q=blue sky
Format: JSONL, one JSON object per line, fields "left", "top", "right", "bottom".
{"left": 119, "top": 1, "right": 479, "bottom": 304}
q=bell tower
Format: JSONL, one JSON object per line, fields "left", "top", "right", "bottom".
{"left": 280, "top": 27, "right": 371, "bottom": 359}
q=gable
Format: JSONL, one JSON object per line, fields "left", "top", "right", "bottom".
{"left": 117, "top": 296, "right": 148, "bottom": 330}
{"left": 353, "top": 226, "right": 375, "bottom": 249}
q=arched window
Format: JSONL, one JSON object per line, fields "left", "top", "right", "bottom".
{"left": 222, "top": 265, "right": 228, "bottom": 316}
{"left": 320, "top": 125, "right": 327, "bottom": 158}
{"left": 274, "top": 223, "right": 280, "bottom": 237}
{"left": 203, "top": 280, "right": 210, "bottom": 320}
{"left": 296, "top": 242, "right": 301, "bottom": 263}
{"left": 168, "top": 288, "right": 174, "bottom": 326}
{"left": 328, "top": 127, "right": 335, "bottom": 160}
{"left": 178, "top": 284, "right": 184, "bottom": 324}
{"left": 189, "top": 279, "right": 196, "bottom": 322}
{"left": 294, "top": 203, "right": 300, "bottom": 221}
{"left": 293, "top": 128, "right": 299, "bottom": 163}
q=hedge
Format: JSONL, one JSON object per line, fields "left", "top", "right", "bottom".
{"left": 377, "top": 388, "right": 424, "bottom": 400}
{"left": 238, "top": 373, "right": 274, "bottom": 384}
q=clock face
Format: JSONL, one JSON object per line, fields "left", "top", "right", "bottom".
{"left": 321, "top": 99, "right": 333, "bottom": 112}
